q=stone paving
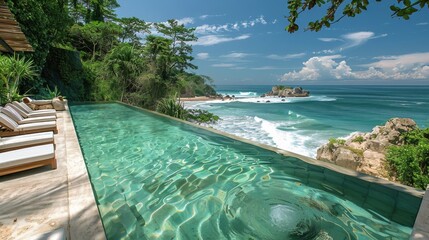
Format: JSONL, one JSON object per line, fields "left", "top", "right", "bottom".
{"left": 0, "top": 105, "right": 105, "bottom": 240}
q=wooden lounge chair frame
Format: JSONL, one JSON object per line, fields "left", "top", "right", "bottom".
{"left": 0, "top": 157, "right": 56, "bottom": 176}
{"left": 0, "top": 124, "right": 58, "bottom": 137}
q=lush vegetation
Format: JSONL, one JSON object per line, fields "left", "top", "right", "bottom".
{"left": 386, "top": 128, "right": 429, "bottom": 190}
{"left": 1, "top": 0, "right": 216, "bottom": 119}
{"left": 286, "top": 0, "right": 428, "bottom": 32}
{"left": 327, "top": 137, "right": 346, "bottom": 150}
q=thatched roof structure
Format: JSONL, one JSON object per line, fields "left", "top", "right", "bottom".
{"left": 0, "top": 0, "right": 33, "bottom": 52}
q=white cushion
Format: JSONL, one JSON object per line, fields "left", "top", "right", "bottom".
{"left": 19, "top": 102, "right": 56, "bottom": 114}
{"left": 0, "top": 113, "right": 19, "bottom": 130}
{"left": 27, "top": 111, "right": 57, "bottom": 118}
{"left": 0, "top": 132, "right": 54, "bottom": 150}
{"left": 1, "top": 106, "right": 24, "bottom": 122}
{"left": 7, "top": 103, "right": 29, "bottom": 118}
{"left": 0, "top": 144, "right": 55, "bottom": 169}
{"left": 16, "top": 121, "right": 56, "bottom": 132}
{"left": 19, "top": 115, "right": 56, "bottom": 124}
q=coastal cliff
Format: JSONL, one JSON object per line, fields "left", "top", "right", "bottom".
{"left": 263, "top": 86, "right": 310, "bottom": 97}
{"left": 316, "top": 118, "right": 417, "bottom": 179}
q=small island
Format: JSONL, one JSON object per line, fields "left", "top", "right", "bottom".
{"left": 262, "top": 85, "right": 310, "bottom": 97}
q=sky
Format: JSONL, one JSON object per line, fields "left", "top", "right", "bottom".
{"left": 117, "top": 0, "right": 429, "bottom": 85}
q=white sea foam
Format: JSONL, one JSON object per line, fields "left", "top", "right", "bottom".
{"left": 210, "top": 114, "right": 324, "bottom": 157}
{"left": 239, "top": 92, "right": 258, "bottom": 96}
{"left": 198, "top": 95, "right": 337, "bottom": 105}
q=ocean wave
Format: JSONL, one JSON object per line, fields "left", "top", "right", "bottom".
{"left": 200, "top": 95, "right": 337, "bottom": 104}
{"left": 217, "top": 91, "right": 258, "bottom": 98}
{"left": 211, "top": 115, "right": 324, "bottom": 157}
{"left": 239, "top": 91, "right": 258, "bottom": 96}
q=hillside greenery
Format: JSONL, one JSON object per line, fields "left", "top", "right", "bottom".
{"left": 1, "top": 0, "right": 216, "bottom": 120}
{"left": 386, "top": 128, "right": 429, "bottom": 190}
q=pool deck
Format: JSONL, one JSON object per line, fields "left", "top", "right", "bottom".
{"left": 0, "top": 105, "right": 105, "bottom": 240}
{"left": 0, "top": 102, "right": 428, "bottom": 239}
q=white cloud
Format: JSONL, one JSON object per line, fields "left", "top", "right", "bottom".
{"left": 281, "top": 55, "right": 347, "bottom": 81}
{"left": 417, "top": 22, "right": 429, "bottom": 26}
{"left": 267, "top": 53, "right": 306, "bottom": 60}
{"left": 192, "top": 34, "right": 250, "bottom": 46}
{"left": 196, "top": 52, "right": 209, "bottom": 60}
{"left": 318, "top": 38, "right": 342, "bottom": 42}
{"left": 342, "top": 31, "right": 374, "bottom": 49}
{"left": 313, "top": 49, "right": 335, "bottom": 55}
{"left": 212, "top": 63, "right": 236, "bottom": 68}
{"left": 316, "top": 32, "right": 387, "bottom": 54}
{"left": 272, "top": 19, "right": 278, "bottom": 24}
{"left": 363, "top": 52, "right": 429, "bottom": 70}
{"left": 199, "top": 14, "right": 224, "bottom": 20}
{"left": 177, "top": 17, "right": 194, "bottom": 25}
{"left": 194, "top": 15, "right": 269, "bottom": 35}
{"left": 280, "top": 52, "right": 429, "bottom": 81}
{"left": 221, "top": 52, "right": 251, "bottom": 59}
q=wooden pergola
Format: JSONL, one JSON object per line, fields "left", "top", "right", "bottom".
{"left": 0, "top": 0, "right": 33, "bottom": 53}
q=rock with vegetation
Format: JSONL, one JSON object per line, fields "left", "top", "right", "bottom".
{"left": 316, "top": 118, "right": 417, "bottom": 179}
{"left": 264, "top": 85, "right": 310, "bottom": 97}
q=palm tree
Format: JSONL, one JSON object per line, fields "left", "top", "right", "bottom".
{"left": 104, "top": 43, "right": 143, "bottom": 101}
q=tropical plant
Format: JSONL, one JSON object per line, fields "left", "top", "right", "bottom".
{"left": 186, "top": 109, "right": 220, "bottom": 124}
{"left": 0, "top": 54, "right": 37, "bottom": 103}
{"left": 103, "top": 43, "right": 144, "bottom": 101}
{"left": 156, "top": 96, "right": 187, "bottom": 119}
{"left": 37, "top": 85, "right": 63, "bottom": 99}
{"left": 386, "top": 128, "right": 429, "bottom": 190}
{"left": 286, "top": 0, "right": 429, "bottom": 32}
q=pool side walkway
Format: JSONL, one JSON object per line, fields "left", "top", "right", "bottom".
{"left": 0, "top": 105, "right": 105, "bottom": 240}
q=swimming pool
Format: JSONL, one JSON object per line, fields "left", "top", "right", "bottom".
{"left": 70, "top": 103, "right": 422, "bottom": 239}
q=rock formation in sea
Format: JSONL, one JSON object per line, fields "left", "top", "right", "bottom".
{"left": 316, "top": 118, "right": 417, "bottom": 179}
{"left": 264, "top": 86, "right": 310, "bottom": 97}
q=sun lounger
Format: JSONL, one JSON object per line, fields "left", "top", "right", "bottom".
{"left": 0, "top": 106, "right": 56, "bottom": 124}
{"left": 10, "top": 101, "right": 56, "bottom": 118}
{"left": 0, "top": 113, "right": 57, "bottom": 137}
{"left": 0, "top": 132, "right": 54, "bottom": 153}
{"left": 0, "top": 144, "right": 56, "bottom": 176}
{"left": 14, "top": 101, "right": 56, "bottom": 114}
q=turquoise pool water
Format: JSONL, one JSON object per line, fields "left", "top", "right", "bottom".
{"left": 70, "top": 103, "right": 422, "bottom": 240}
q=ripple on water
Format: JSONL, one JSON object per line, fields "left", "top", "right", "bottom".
{"left": 71, "top": 104, "right": 417, "bottom": 240}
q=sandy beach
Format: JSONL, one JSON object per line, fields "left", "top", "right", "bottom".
{"left": 179, "top": 96, "right": 221, "bottom": 102}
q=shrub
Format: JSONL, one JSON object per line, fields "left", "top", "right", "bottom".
{"left": 327, "top": 138, "right": 346, "bottom": 150}
{"left": 186, "top": 109, "right": 220, "bottom": 124}
{"left": 386, "top": 128, "right": 429, "bottom": 190}
{"left": 156, "top": 97, "right": 187, "bottom": 119}
{"left": 36, "top": 85, "right": 63, "bottom": 99}
{"left": 352, "top": 136, "right": 365, "bottom": 143}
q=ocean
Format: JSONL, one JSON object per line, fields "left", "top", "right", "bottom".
{"left": 185, "top": 85, "right": 429, "bottom": 158}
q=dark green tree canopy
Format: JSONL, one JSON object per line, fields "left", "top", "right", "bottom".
{"left": 286, "top": 0, "right": 429, "bottom": 32}
{"left": 118, "top": 17, "right": 151, "bottom": 45}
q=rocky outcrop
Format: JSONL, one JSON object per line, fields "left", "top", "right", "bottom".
{"left": 264, "top": 86, "right": 310, "bottom": 97}
{"left": 316, "top": 118, "right": 417, "bottom": 178}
